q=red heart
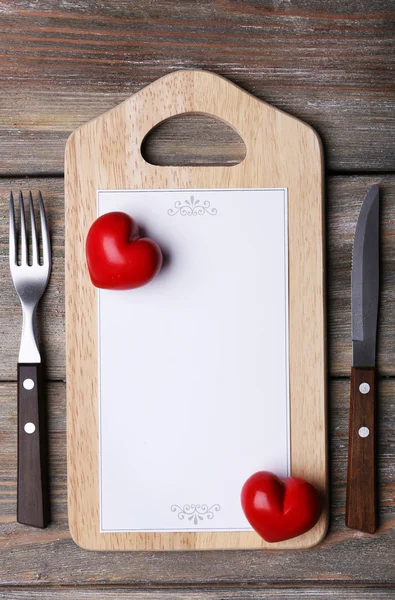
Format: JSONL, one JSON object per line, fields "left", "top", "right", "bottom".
{"left": 241, "top": 471, "right": 322, "bottom": 543}
{"left": 86, "top": 212, "right": 163, "bottom": 290}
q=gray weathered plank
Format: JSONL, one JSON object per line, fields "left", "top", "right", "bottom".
{"left": 1, "top": 175, "right": 395, "bottom": 380}
{"left": 0, "top": 379, "right": 394, "bottom": 584}
{"left": 0, "top": 587, "right": 395, "bottom": 599}
{"left": 0, "top": 180, "right": 65, "bottom": 380}
{"left": 0, "top": 1, "right": 394, "bottom": 173}
{"left": 327, "top": 175, "right": 395, "bottom": 375}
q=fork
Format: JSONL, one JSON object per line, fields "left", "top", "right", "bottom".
{"left": 9, "top": 190, "right": 51, "bottom": 528}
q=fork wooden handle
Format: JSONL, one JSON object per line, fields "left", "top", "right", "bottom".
{"left": 346, "top": 367, "right": 376, "bottom": 534}
{"left": 17, "top": 363, "right": 49, "bottom": 528}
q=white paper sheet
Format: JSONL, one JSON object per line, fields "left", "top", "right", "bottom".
{"left": 98, "top": 188, "right": 289, "bottom": 532}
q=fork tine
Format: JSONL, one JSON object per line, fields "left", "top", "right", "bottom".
{"left": 28, "top": 191, "right": 39, "bottom": 265}
{"left": 38, "top": 191, "right": 51, "bottom": 265}
{"left": 19, "top": 191, "right": 28, "bottom": 265}
{"left": 9, "top": 192, "right": 17, "bottom": 266}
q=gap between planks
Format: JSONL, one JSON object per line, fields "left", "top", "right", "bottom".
{"left": 1, "top": 171, "right": 395, "bottom": 180}
{"left": 0, "top": 583, "right": 394, "bottom": 590}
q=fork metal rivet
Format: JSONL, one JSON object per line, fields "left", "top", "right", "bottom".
{"left": 24, "top": 422, "right": 35, "bottom": 434}
{"left": 23, "top": 378, "right": 34, "bottom": 390}
{"left": 358, "top": 426, "right": 370, "bottom": 438}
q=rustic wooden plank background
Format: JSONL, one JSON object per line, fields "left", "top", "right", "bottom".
{"left": 1, "top": 590, "right": 395, "bottom": 600}
{"left": 1, "top": 0, "right": 394, "bottom": 597}
{"left": 1, "top": 175, "right": 395, "bottom": 379}
{"left": 0, "top": 590, "right": 394, "bottom": 600}
{"left": 0, "top": 0, "right": 394, "bottom": 174}
{"left": 0, "top": 378, "right": 393, "bottom": 584}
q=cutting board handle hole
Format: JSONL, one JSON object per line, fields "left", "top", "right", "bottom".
{"left": 141, "top": 113, "right": 247, "bottom": 167}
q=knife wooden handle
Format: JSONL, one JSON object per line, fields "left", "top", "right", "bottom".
{"left": 346, "top": 366, "right": 376, "bottom": 533}
{"left": 17, "top": 363, "right": 49, "bottom": 528}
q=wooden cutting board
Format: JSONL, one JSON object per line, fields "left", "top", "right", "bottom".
{"left": 65, "top": 69, "right": 327, "bottom": 551}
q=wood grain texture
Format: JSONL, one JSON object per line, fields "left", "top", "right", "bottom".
{"left": 0, "top": 178, "right": 65, "bottom": 381}
{"left": 0, "top": 588, "right": 395, "bottom": 600}
{"left": 327, "top": 175, "right": 395, "bottom": 376}
{"left": 0, "top": 1, "right": 394, "bottom": 174}
{"left": 346, "top": 368, "right": 376, "bottom": 534}
{"left": 17, "top": 363, "right": 49, "bottom": 529}
{"left": 1, "top": 175, "right": 395, "bottom": 380}
{"left": 141, "top": 114, "right": 247, "bottom": 167}
{"left": 0, "top": 379, "right": 394, "bottom": 583}
{"left": 65, "top": 69, "right": 326, "bottom": 550}
{"left": 1, "top": 0, "right": 394, "bottom": 592}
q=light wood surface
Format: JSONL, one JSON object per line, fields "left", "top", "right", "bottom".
{"left": 2, "top": 175, "right": 395, "bottom": 381}
{"left": 1, "top": 379, "right": 394, "bottom": 584}
{"left": 65, "top": 69, "right": 326, "bottom": 550}
{"left": 1, "top": 0, "right": 395, "bottom": 593}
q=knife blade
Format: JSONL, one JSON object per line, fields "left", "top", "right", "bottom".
{"left": 346, "top": 184, "right": 379, "bottom": 534}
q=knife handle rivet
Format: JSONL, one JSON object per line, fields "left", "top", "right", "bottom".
{"left": 24, "top": 422, "right": 35, "bottom": 434}
{"left": 22, "top": 378, "right": 34, "bottom": 390}
{"left": 359, "top": 382, "right": 370, "bottom": 394}
{"left": 358, "top": 426, "right": 370, "bottom": 438}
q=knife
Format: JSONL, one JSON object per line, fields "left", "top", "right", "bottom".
{"left": 346, "top": 184, "right": 379, "bottom": 534}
